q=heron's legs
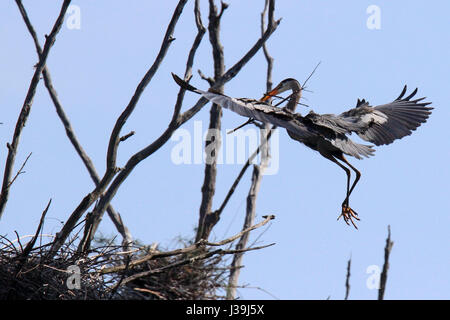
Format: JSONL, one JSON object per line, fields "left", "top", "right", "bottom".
{"left": 335, "top": 154, "right": 362, "bottom": 206}
{"left": 323, "top": 154, "right": 360, "bottom": 229}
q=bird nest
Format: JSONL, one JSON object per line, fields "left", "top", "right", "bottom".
{"left": 0, "top": 216, "right": 274, "bottom": 300}
{"left": 0, "top": 236, "right": 230, "bottom": 300}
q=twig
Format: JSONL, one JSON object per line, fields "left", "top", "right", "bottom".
{"left": 133, "top": 287, "right": 167, "bottom": 300}
{"left": 301, "top": 61, "right": 321, "bottom": 89}
{"left": 345, "top": 255, "right": 351, "bottom": 300}
{"left": 119, "top": 131, "right": 135, "bottom": 142}
{"left": 227, "top": 118, "right": 255, "bottom": 134}
{"left": 108, "top": 254, "right": 131, "bottom": 299}
{"left": 215, "top": 129, "right": 274, "bottom": 220}
{"left": 378, "top": 225, "right": 394, "bottom": 300}
{"left": 0, "top": 0, "right": 71, "bottom": 219}
{"left": 14, "top": 199, "right": 52, "bottom": 277}
{"left": 21, "top": 199, "right": 51, "bottom": 260}
{"left": 198, "top": 69, "right": 215, "bottom": 86}
{"left": 202, "top": 214, "right": 275, "bottom": 247}
{"left": 7, "top": 152, "right": 32, "bottom": 188}
{"left": 14, "top": 231, "right": 24, "bottom": 254}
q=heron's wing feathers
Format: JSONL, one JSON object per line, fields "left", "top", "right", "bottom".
{"left": 202, "top": 93, "right": 316, "bottom": 140}
{"left": 331, "top": 136, "right": 375, "bottom": 159}
{"left": 297, "top": 113, "right": 375, "bottom": 159}
{"left": 338, "top": 85, "right": 433, "bottom": 146}
{"left": 171, "top": 73, "right": 316, "bottom": 140}
{"left": 303, "top": 111, "right": 356, "bottom": 134}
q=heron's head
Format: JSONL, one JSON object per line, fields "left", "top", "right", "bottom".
{"left": 261, "top": 78, "right": 301, "bottom": 101}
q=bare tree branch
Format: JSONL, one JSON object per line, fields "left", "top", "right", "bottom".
{"left": 106, "top": 0, "right": 188, "bottom": 175}
{"left": 195, "top": 0, "right": 227, "bottom": 242}
{"left": 0, "top": 0, "right": 71, "bottom": 219}
{"left": 120, "top": 242, "right": 274, "bottom": 287}
{"left": 226, "top": 0, "right": 276, "bottom": 299}
{"left": 215, "top": 128, "right": 273, "bottom": 220}
{"left": 100, "top": 215, "right": 274, "bottom": 275}
{"left": 378, "top": 225, "right": 394, "bottom": 300}
{"left": 79, "top": 1, "right": 281, "bottom": 250}
{"left": 7, "top": 152, "right": 31, "bottom": 188}
{"left": 261, "top": 0, "right": 274, "bottom": 92}
{"left": 198, "top": 69, "right": 215, "bottom": 86}
{"left": 49, "top": 0, "right": 189, "bottom": 256}
{"left": 345, "top": 256, "right": 351, "bottom": 300}
{"left": 175, "top": 6, "right": 281, "bottom": 126}
{"left": 76, "top": 0, "right": 205, "bottom": 252}
{"left": 19, "top": 199, "right": 52, "bottom": 264}
{"left": 54, "top": 0, "right": 281, "bottom": 255}
{"left": 119, "top": 131, "right": 135, "bottom": 143}
{"left": 14, "top": 0, "right": 133, "bottom": 251}
{"left": 195, "top": 0, "right": 280, "bottom": 243}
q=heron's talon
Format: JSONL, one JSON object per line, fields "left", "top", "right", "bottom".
{"left": 339, "top": 205, "right": 360, "bottom": 229}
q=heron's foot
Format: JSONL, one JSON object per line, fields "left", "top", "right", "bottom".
{"left": 338, "top": 204, "right": 360, "bottom": 229}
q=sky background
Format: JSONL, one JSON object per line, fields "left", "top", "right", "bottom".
{"left": 1, "top": 1, "right": 449, "bottom": 300}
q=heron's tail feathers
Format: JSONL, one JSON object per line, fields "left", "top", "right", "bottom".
{"left": 354, "top": 143, "right": 376, "bottom": 159}
{"left": 334, "top": 138, "right": 375, "bottom": 159}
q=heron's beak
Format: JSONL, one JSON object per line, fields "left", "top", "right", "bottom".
{"left": 261, "top": 88, "right": 279, "bottom": 102}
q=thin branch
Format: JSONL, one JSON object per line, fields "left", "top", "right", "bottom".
{"left": 100, "top": 215, "right": 274, "bottom": 275}
{"left": 14, "top": 231, "right": 24, "bottom": 254}
{"left": 7, "top": 152, "right": 31, "bottom": 188}
{"left": 215, "top": 128, "right": 274, "bottom": 219}
{"left": 15, "top": 199, "right": 52, "bottom": 276}
{"left": 261, "top": 0, "right": 274, "bottom": 92}
{"left": 203, "top": 214, "right": 275, "bottom": 247}
{"left": 195, "top": 0, "right": 227, "bottom": 242}
{"left": 120, "top": 243, "right": 274, "bottom": 286}
{"left": 227, "top": 118, "right": 255, "bottom": 134}
{"left": 198, "top": 69, "right": 215, "bottom": 86}
{"left": 106, "top": 0, "right": 188, "bottom": 175}
{"left": 0, "top": 0, "right": 71, "bottom": 219}
{"left": 345, "top": 255, "right": 351, "bottom": 300}
{"left": 378, "top": 225, "right": 394, "bottom": 300}
{"left": 119, "top": 131, "right": 135, "bottom": 143}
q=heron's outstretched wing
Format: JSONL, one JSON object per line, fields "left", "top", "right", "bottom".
{"left": 338, "top": 86, "right": 433, "bottom": 146}
{"left": 173, "top": 73, "right": 375, "bottom": 159}
{"left": 171, "top": 73, "right": 316, "bottom": 140}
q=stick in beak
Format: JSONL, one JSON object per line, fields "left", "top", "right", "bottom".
{"left": 261, "top": 88, "right": 279, "bottom": 102}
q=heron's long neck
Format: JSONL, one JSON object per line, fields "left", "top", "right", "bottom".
{"left": 286, "top": 88, "right": 302, "bottom": 112}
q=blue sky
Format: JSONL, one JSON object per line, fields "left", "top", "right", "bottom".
{"left": 1, "top": 1, "right": 449, "bottom": 299}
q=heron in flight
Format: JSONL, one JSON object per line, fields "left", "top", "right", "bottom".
{"left": 172, "top": 73, "right": 433, "bottom": 228}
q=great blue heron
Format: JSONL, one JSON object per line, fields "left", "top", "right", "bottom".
{"left": 172, "top": 73, "right": 433, "bottom": 228}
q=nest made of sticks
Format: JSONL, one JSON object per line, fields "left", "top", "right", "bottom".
{"left": 0, "top": 215, "right": 274, "bottom": 300}
{"left": 0, "top": 235, "right": 229, "bottom": 300}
